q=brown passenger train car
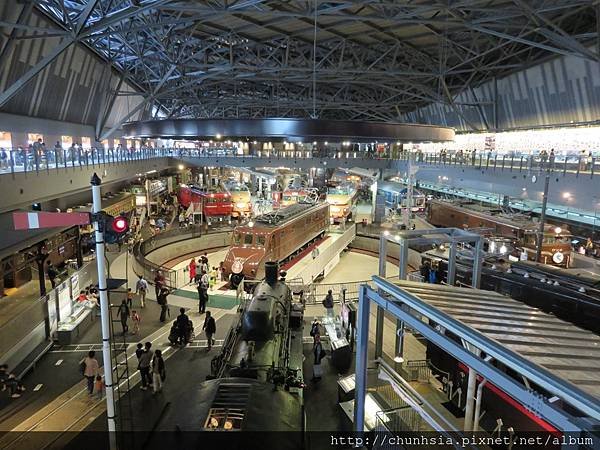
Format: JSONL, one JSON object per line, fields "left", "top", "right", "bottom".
{"left": 223, "top": 202, "right": 329, "bottom": 286}
{"left": 427, "top": 199, "right": 572, "bottom": 267}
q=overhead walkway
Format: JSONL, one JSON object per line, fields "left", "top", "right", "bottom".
{"left": 1, "top": 147, "right": 599, "bottom": 215}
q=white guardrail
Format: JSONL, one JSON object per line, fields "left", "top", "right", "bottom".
{"left": 291, "top": 225, "right": 356, "bottom": 283}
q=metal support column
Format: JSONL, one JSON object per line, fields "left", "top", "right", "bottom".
{"left": 375, "top": 234, "right": 386, "bottom": 359}
{"left": 398, "top": 237, "right": 408, "bottom": 280}
{"left": 447, "top": 241, "right": 457, "bottom": 286}
{"left": 91, "top": 173, "right": 117, "bottom": 450}
{"left": 464, "top": 366, "right": 478, "bottom": 431}
{"left": 473, "top": 380, "right": 487, "bottom": 431}
{"left": 535, "top": 172, "right": 550, "bottom": 263}
{"left": 354, "top": 285, "right": 371, "bottom": 433}
{"left": 471, "top": 237, "right": 483, "bottom": 289}
{"left": 395, "top": 237, "right": 409, "bottom": 367}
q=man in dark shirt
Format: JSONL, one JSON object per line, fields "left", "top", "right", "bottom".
{"left": 175, "top": 308, "right": 190, "bottom": 345}
{"left": 203, "top": 311, "right": 216, "bottom": 351}
{"left": 47, "top": 262, "right": 58, "bottom": 288}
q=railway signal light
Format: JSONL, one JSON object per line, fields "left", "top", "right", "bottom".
{"left": 112, "top": 216, "right": 128, "bottom": 234}
{"left": 99, "top": 213, "right": 129, "bottom": 244}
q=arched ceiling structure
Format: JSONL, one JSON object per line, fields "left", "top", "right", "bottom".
{"left": 0, "top": 0, "right": 598, "bottom": 134}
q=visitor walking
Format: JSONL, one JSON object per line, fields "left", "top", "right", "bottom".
{"left": 131, "top": 310, "right": 141, "bottom": 335}
{"left": 203, "top": 311, "right": 216, "bottom": 351}
{"left": 312, "top": 334, "right": 326, "bottom": 381}
{"left": 176, "top": 308, "right": 190, "bottom": 345}
{"left": 47, "top": 261, "right": 58, "bottom": 289}
{"left": 135, "top": 275, "right": 148, "bottom": 308}
{"left": 80, "top": 350, "right": 99, "bottom": 394}
{"left": 116, "top": 299, "right": 130, "bottom": 334}
{"left": 138, "top": 342, "right": 153, "bottom": 390}
{"left": 154, "top": 271, "right": 164, "bottom": 299}
{"left": 197, "top": 270, "right": 209, "bottom": 313}
{"left": 188, "top": 258, "right": 197, "bottom": 283}
{"left": 157, "top": 287, "right": 170, "bottom": 322}
{"left": 322, "top": 289, "right": 334, "bottom": 318}
{"left": 151, "top": 349, "right": 166, "bottom": 394}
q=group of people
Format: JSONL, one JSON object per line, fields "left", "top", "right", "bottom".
{"left": 577, "top": 237, "right": 598, "bottom": 258}
{"left": 168, "top": 308, "right": 194, "bottom": 346}
{"left": 135, "top": 342, "right": 166, "bottom": 394}
{"left": 188, "top": 253, "right": 217, "bottom": 314}
{"left": 116, "top": 298, "right": 142, "bottom": 336}
{"left": 79, "top": 350, "right": 103, "bottom": 398}
{"left": 113, "top": 276, "right": 152, "bottom": 335}
{"left": 419, "top": 260, "right": 441, "bottom": 284}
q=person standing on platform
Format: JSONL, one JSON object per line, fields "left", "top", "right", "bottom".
{"left": 209, "top": 266, "right": 217, "bottom": 292}
{"left": 154, "top": 271, "right": 164, "bottom": 299}
{"left": 176, "top": 308, "right": 190, "bottom": 345}
{"left": 131, "top": 310, "right": 141, "bottom": 335}
{"left": 126, "top": 288, "right": 134, "bottom": 309}
{"left": 428, "top": 264, "right": 438, "bottom": 284}
{"left": 157, "top": 288, "right": 169, "bottom": 322}
{"left": 419, "top": 261, "right": 430, "bottom": 283}
{"left": 94, "top": 375, "right": 105, "bottom": 399}
{"left": 135, "top": 343, "right": 144, "bottom": 361}
{"left": 188, "top": 258, "right": 197, "bottom": 283}
{"left": 322, "top": 289, "right": 334, "bottom": 318}
{"left": 47, "top": 262, "right": 58, "bottom": 289}
{"left": 200, "top": 253, "right": 209, "bottom": 274}
{"left": 198, "top": 270, "right": 209, "bottom": 313}
{"left": 135, "top": 275, "right": 148, "bottom": 308}
{"left": 151, "top": 349, "right": 166, "bottom": 394}
{"left": 138, "top": 342, "right": 153, "bottom": 390}
{"left": 312, "top": 334, "right": 326, "bottom": 382}
{"left": 203, "top": 311, "right": 216, "bottom": 351}
{"left": 117, "top": 300, "right": 130, "bottom": 335}
{"left": 80, "top": 351, "right": 99, "bottom": 395}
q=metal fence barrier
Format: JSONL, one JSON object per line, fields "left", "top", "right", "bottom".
{"left": 132, "top": 226, "right": 233, "bottom": 289}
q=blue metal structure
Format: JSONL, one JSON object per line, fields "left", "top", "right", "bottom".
{"left": 354, "top": 277, "right": 600, "bottom": 441}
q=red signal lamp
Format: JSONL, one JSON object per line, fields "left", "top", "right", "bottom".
{"left": 112, "top": 216, "right": 128, "bottom": 233}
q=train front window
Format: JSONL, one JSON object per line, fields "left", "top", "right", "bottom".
{"left": 244, "top": 234, "right": 253, "bottom": 245}
{"left": 256, "top": 235, "right": 265, "bottom": 247}
{"left": 233, "top": 231, "right": 242, "bottom": 245}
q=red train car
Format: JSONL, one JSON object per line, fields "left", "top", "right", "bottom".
{"left": 177, "top": 184, "right": 233, "bottom": 226}
{"left": 223, "top": 202, "right": 329, "bottom": 286}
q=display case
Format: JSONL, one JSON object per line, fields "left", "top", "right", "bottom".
{"left": 56, "top": 302, "right": 94, "bottom": 345}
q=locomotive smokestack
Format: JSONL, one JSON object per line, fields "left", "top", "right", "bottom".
{"left": 265, "top": 261, "right": 279, "bottom": 285}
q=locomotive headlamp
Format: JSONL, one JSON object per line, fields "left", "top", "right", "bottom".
{"left": 248, "top": 221, "right": 254, "bottom": 227}
{"left": 554, "top": 227, "right": 562, "bottom": 234}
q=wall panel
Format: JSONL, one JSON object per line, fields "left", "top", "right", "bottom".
{"left": 0, "top": 4, "right": 146, "bottom": 135}
{"left": 402, "top": 51, "right": 600, "bottom": 132}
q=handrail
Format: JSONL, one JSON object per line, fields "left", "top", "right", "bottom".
{"left": 371, "top": 276, "right": 600, "bottom": 422}
{"left": 131, "top": 225, "right": 233, "bottom": 289}
{"left": 0, "top": 146, "right": 598, "bottom": 176}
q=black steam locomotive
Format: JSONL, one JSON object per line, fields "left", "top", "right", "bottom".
{"left": 196, "top": 262, "right": 305, "bottom": 449}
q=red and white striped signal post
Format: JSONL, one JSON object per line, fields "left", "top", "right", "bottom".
{"left": 12, "top": 173, "right": 117, "bottom": 450}
{"left": 13, "top": 211, "right": 91, "bottom": 230}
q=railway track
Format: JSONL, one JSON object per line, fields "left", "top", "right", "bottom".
{"left": 0, "top": 309, "right": 229, "bottom": 450}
